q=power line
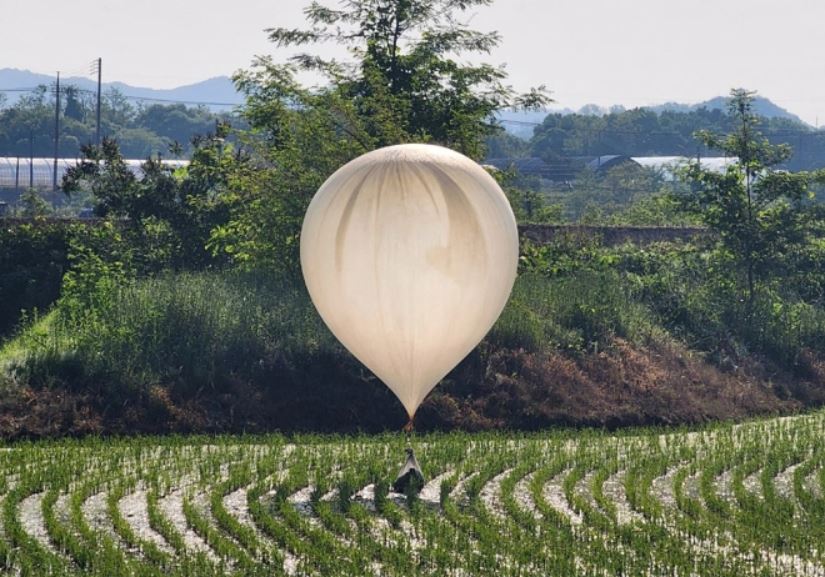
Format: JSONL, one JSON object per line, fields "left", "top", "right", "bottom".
{"left": 2, "top": 85, "right": 824, "bottom": 141}
{"left": 498, "top": 119, "right": 542, "bottom": 126}
{"left": 116, "top": 94, "right": 240, "bottom": 107}
{"left": 53, "top": 71, "right": 60, "bottom": 191}
{"left": 495, "top": 118, "right": 825, "bottom": 138}
{"left": 0, "top": 86, "right": 240, "bottom": 108}
{"left": 1, "top": 85, "right": 820, "bottom": 128}
{"left": 94, "top": 58, "right": 102, "bottom": 146}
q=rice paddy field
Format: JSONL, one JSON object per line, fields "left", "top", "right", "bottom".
{"left": 1, "top": 410, "right": 825, "bottom": 577}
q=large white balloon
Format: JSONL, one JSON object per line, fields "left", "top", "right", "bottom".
{"left": 300, "top": 144, "right": 519, "bottom": 418}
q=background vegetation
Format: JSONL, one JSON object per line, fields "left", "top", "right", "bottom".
{"left": 494, "top": 103, "right": 825, "bottom": 171}
{"left": 1, "top": 0, "right": 824, "bottom": 438}
{"left": 0, "top": 85, "right": 236, "bottom": 158}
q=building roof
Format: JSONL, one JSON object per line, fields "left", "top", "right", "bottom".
{"left": 485, "top": 157, "right": 552, "bottom": 176}
{"left": 632, "top": 156, "right": 737, "bottom": 179}
{"left": 586, "top": 155, "right": 635, "bottom": 172}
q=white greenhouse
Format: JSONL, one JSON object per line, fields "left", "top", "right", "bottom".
{"left": 0, "top": 157, "right": 189, "bottom": 191}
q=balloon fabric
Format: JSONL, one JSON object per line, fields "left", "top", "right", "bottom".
{"left": 300, "top": 144, "right": 519, "bottom": 419}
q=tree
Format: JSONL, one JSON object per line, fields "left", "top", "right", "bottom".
{"left": 676, "top": 89, "right": 824, "bottom": 312}
{"left": 63, "top": 131, "right": 237, "bottom": 270}
{"left": 102, "top": 87, "right": 135, "bottom": 127}
{"left": 214, "top": 0, "right": 550, "bottom": 273}
{"left": 20, "top": 188, "right": 51, "bottom": 219}
{"left": 63, "top": 85, "right": 87, "bottom": 121}
{"left": 134, "top": 104, "right": 217, "bottom": 149}
{"left": 525, "top": 104, "right": 825, "bottom": 165}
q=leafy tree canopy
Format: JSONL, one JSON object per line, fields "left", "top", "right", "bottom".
{"left": 62, "top": 128, "right": 239, "bottom": 271}
{"left": 214, "top": 0, "right": 550, "bottom": 273}
{"left": 675, "top": 89, "right": 825, "bottom": 309}
{"left": 521, "top": 102, "right": 824, "bottom": 171}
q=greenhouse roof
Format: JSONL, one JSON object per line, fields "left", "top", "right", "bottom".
{"left": 0, "top": 157, "right": 189, "bottom": 189}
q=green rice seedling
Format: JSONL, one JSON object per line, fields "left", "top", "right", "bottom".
{"left": 2, "top": 411, "right": 825, "bottom": 576}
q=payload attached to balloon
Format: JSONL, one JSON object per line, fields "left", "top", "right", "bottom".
{"left": 301, "top": 143, "right": 519, "bottom": 422}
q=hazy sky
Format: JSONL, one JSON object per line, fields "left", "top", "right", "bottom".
{"left": 5, "top": 0, "right": 825, "bottom": 124}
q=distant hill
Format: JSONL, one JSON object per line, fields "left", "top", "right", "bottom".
{"left": 0, "top": 68, "right": 244, "bottom": 110}
{"left": 649, "top": 96, "right": 805, "bottom": 125}
{"left": 570, "top": 97, "right": 804, "bottom": 124}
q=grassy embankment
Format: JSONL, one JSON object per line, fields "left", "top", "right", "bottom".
{"left": 2, "top": 238, "right": 823, "bottom": 438}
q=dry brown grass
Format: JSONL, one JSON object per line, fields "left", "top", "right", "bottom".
{"left": 2, "top": 337, "right": 822, "bottom": 439}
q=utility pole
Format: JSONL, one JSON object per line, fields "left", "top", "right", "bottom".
{"left": 95, "top": 57, "right": 102, "bottom": 146}
{"left": 53, "top": 71, "right": 60, "bottom": 192}
{"left": 29, "top": 130, "right": 34, "bottom": 189}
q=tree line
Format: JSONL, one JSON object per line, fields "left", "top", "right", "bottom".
{"left": 0, "top": 85, "right": 236, "bottom": 159}
{"left": 489, "top": 105, "right": 825, "bottom": 172}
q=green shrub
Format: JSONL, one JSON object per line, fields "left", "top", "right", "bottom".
{"left": 488, "top": 271, "right": 655, "bottom": 353}
{"left": 4, "top": 270, "right": 338, "bottom": 397}
{"left": 0, "top": 222, "right": 74, "bottom": 339}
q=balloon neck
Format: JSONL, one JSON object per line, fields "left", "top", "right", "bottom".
{"left": 403, "top": 416, "right": 415, "bottom": 445}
